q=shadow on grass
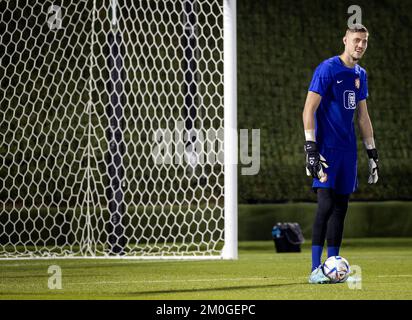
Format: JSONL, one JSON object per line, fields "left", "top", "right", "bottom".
{"left": 121, "top": 281, "right": 306, "bottom": 297}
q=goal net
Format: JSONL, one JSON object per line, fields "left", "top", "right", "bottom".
{"left": 0, "top": 0, "right": 237, "bottom": 260}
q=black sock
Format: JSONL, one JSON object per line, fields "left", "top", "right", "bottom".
{"left": 311, "top": 188, "right": 335, "bottom": 270}
{"left": 312, "top": 188, "right": 335, "bottom": 246}
{"left": 326, "top": 193, "right": 349, "bottom": 248}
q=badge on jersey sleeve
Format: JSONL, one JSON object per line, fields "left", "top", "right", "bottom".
{"left": 355, "top": 78, "right": 360, "bottom": 89}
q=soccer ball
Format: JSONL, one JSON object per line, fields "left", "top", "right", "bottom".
{"left": 322, "top": 256, "right": 350, "bottom": 283}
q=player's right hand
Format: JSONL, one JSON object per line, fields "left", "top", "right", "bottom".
{"left": 367, "top": 148, "right": 379, "bottom": 184}
{"left": 304, "top": 141, "right": 329, "bottom": 182}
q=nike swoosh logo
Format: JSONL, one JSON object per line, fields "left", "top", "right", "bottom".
{"left": 337, "top": 80, "right": 343, "bottom": 84}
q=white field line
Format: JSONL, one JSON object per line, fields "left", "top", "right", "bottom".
{"left": 66, "top": 275, "right": 412, "bottom": 286}
{"left": 0, "top": 259, "right": 193, "bottom": 268}
{"left": 68, "top": 277, "right": 293, "bottom": 286}
{"left": 377, "top": 275, "right": 412, "bottom": 278}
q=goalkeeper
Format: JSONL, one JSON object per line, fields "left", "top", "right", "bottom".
{"left": 302, "top": 24, "right": 379, "bottom": 284}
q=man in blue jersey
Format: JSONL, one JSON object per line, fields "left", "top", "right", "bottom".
{"left": 302, "top": 24, "right": 379, "bottom": 284}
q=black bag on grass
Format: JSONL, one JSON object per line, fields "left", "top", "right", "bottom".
{"left": 271, "top": 222, "right": 304, "bottom": 253}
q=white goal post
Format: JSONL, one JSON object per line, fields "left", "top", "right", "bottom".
{"left": 0, "top": 0, "right": 237, "bottom": 260}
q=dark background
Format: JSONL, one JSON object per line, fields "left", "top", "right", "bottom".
{"left": 0, "top": 0, "right": 411, "bottom": 244}
{"left": 238, "top": 0, "right": 412, "bottom": 203}
{"left": 2, "top": 0, "right": 411, "bottom": 206}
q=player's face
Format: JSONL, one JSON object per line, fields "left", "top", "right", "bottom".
{"left": 344, "top": 32, "right": 368, "bottom": 61}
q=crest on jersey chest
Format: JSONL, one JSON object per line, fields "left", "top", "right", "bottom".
{"left": 355, "top": 78, "right": 360, "bottom": 89}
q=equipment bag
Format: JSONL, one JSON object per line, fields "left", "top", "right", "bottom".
{"left": 271, "top": 222, "right": 305, "bottom": 253}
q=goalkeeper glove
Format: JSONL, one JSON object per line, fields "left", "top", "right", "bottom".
{"left": 304, "top": 141, "right": 329, "bottom": 181}
{"left": 367, "top": 148, "right": 379, "bottom": 184}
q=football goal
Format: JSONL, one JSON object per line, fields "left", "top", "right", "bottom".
{"left": 0, "top": 0, "right": 237, "bottom": 260}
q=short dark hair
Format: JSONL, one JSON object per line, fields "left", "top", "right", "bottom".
{"left": 347, "top": 23, "right": 369, "bottom": 34}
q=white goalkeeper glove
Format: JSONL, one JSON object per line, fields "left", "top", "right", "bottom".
{"left": 367, "top": 148, "right": 379, "bottom": 184}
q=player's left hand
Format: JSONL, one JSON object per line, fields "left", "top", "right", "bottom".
{"left": 367, "top": 148, "right": 379, "bottom": 184}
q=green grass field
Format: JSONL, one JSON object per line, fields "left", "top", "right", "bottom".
{"left": 1, "top": 238, "right": 412, "bottom": 300}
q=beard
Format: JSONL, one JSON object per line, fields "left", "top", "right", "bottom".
{"left": 351, "top": 51, "right": 364, "bottom": 61}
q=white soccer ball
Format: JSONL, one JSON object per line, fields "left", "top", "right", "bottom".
{"left": 322, "top": 256, "right": 350, "bottom": 283}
